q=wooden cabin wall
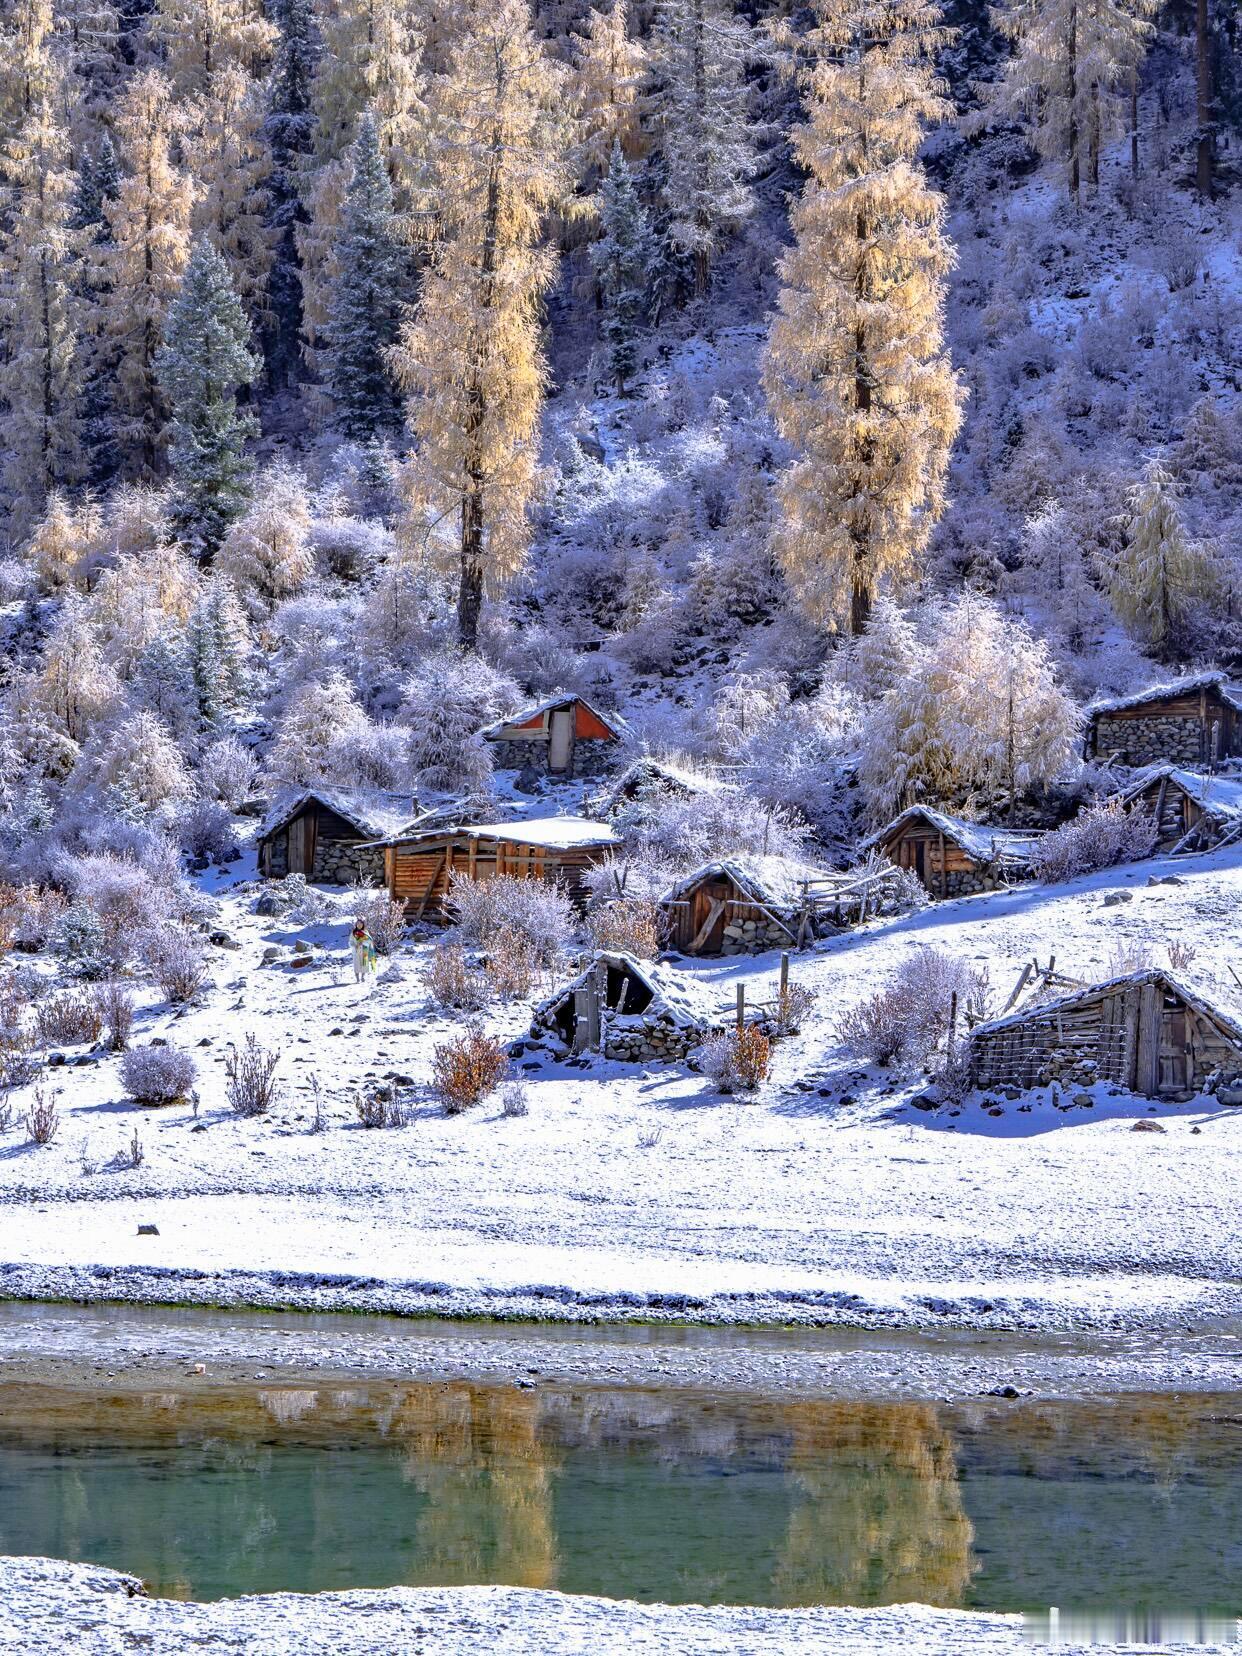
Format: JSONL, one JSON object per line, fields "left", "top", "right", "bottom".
{"left": 390, "top": 836, "right": 610, "bottom": 916}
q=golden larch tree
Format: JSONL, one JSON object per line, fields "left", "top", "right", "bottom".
{"left": 392, "top": 0, "right": 570, "bottom": 650}
{"left": 571, "top": 0, "right": 647, "bottom": 182}
{"left": 762, "top": 0, "right": 963, "bottom": 635}
{"left": 184, "top": 65, "right": 274, "bottom": 328}
{"left": 102, "top": 69, "right": 195, "bottom": 477}
{"left": 146, "top": 0, "right": 276, "bottom": 96}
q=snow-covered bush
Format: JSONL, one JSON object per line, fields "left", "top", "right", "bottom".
{"left": 0, "top": 884, "right": 66, "bottom": 951}
{"left": 501, "top": 1079, "right": 529, "bottom": 1118}
{"left": 431, "top": 1026, "right": 509, "bottom": 1114}
{"left": 309, "top": 514, "right": 393, "bottom": 582}
{"left": 97, "top": 980, "right": 135, "bottom": 1052}
{"left": 326, "top": 721, "right": 410, "bottom": 794}
{"left": 838, "top": 951, "right": 990, "bottom": 1067}
{"left": 199, "top": 736, "right": 259, "bottom": 809}
{"left": 225, "top": 1034, "right": 281, "bottom": 1117}
{"left": 424, "top": 942, "right": 489, "bottom": 1012}
{"left": 262, "top": 873, "right": 336, "bottom": 924}
{"left": 177, "top": 801, "right": 240, "bottom": 865}
{"left": 216, "top": 462, "right": 313, "bottom": 610}
{"left": 398, "top": 652, "right": 515, "bottom": 794}
{"left": 270, "top": 673, "right": 368, "bottom": 787}
{"left": 121, "top": 1044, "right": 198, "bottom": 1104}
{"left": 1031, "top": 802, "right": 1159, "bottom": 884}
{"left": 700, "top": 1025, "right": 771, "bottom": 1094}
{"left": 487, "top": 927, "right": 538, "bottom": 1001}
{"left": 54, "top": 902, "right": 113, "bottom": 979}
{"left": 616, "top": 789, "right": 808, "bottom": 868}
{"left": 447, "top": 875, "right": 575, "bottom": 968}
{"left": 143, "top": 924, "right": 208, "bottom": 1004}
{"left": 33, "top": 991, "right": 104, "bottom": 1047}
{"left": 60, "top": 855, "right": 176, "bottom": 966}
{"left": 588, "top": 897, "right": 663, "bottom": 959}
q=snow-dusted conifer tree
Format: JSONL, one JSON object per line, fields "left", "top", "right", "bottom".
{"left": 103, "top": 70, "right": 194, "bottom": 477}
{"left": 762, "top": 0, "right": 963, "bottom": 635}
{"left": 263, "top": 0, "right": 319, "bottom": 383}
{"left": 0, "top": 84, "right": 88, "bottom": 539}
{"left": 184, "top": 66, "right": 274, "bottom": 329}
{"left": 572, "top": 1, "right": 646, "bottom": 183}
{"left": 1110, "top": 458, "right": 1219, "bottom": 654}
{"left": 650, "top": 0, "right": 755, "bottom": 297}
{"left": 131, "top": 631, "right": 200, "bottom": 745}
{"left": 840, "top": 596, "right": 918, "bottom": 699}
{"left": 591, "top": 143, "right": 650, "bottom": 394}
{"left": 188, "top": 575, "right": 251, "bottom": 725}
{"left": 990, "top": 0, "right": 1155, "bottom": 200}
{"left": 324, "top": 113, "right": 406, "bottom": 439}
{"left": 270, "top": 670, "right": 367, "bottom": 785}
{"left": 156, "top": 238, "right": 260, "bottom": 553}
{"left": 392, "top": 0, "right": 569, "bottom": 650}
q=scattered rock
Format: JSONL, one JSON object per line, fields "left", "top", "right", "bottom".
{"left": 1131, "top": 1119, "right": 1166, "bottom": 1133}
{"left": 255, "top": 894, "right": 280, "bottom": 916}
{"left": 909, "top": 1094, "right": 939, "bottom": 1112}
{"left": 1216, "top": 1085, "right": 1242, "bottom": 1105}
{"left": 198, "top": 1037, "right": 213, "bottom": 1048}
{"left": 1147, "top": 873, "right": 1185, "bottom": 887}
{"left": 46, "top": 1052, "right": 65, "bottom": 1067}
{"left": 1102, "top": 891, "right": 1133, "bottom": 907}
{"left": 1072, "top": 1092, "right": 1094, "bottom": 1107}
{"left": 209, "top": 930, "right": 240, "bottom": 950}
{"left": 261, "top": 946, "right": 282, "bottom": 964}
{"left": 1191, "top": 1125, "right": 1202, "bottom": 1134}
{"left": 290, "top": 955, "right": 314, "bottom": 970}
{"left": 988, "top": 1385, "right": 1020, "bottom": 1398}
{"left": 293, "top": 940, "right": 313, "bottom": 956}
{"left": 137, "top": 1224, "right": 159, "bottom": 1236}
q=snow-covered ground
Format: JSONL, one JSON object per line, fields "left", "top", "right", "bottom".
{"left": 4, "top": 836, "right": 1242, "bottom": 1334}
{"left": 3, "top": 1558, "right": 1238, "bottom": 1656}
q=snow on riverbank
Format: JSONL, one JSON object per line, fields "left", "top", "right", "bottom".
{"left": 3, "top": 1558, "right": 1238, "bottom": 1656}
{"left": 3, "top": 841, "right": 1242, "bottom": 1333}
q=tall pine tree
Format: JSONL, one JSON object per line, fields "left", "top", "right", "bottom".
{"left": 263, "top": 0, "right": 319, "bottom": 385}
{"left": 156, "top": 238, "right": 260, "bottom": 553}
{"left": 1111, "top": 458, "right": 1219, "bottom": 654}
{"left": 324, "top": 112, "right": 406, "bottom": 439}
{"left": 763, "top": 0, "right": 963, "bottom": 634}
{"left": 591, "top": 142, "right": 650, "bottom": 394}
{"left": 391, "top": 0, "right": 569, "bottom": 650}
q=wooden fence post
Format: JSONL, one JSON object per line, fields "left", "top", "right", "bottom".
{"left": 736, "top": 983, "right": 745, "bottom": 1036}
{"left": 573, "top": 987, "right": 591, "bottom": 1054}
{"left": 948, "top": 991, "right": 958, "bottom": 1060}
{"left": 779, "top": 952, "right": 790, "bottom": 1002}
{"left": 588, "top": 966, "right": 604, "bottom": 1051}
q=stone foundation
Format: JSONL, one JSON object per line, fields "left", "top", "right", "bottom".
{"left": 1093, "top": 713, "right": 1211, "bottom": 767}
{"left": 486, "top": 737, "right": 616, "bottom": 778}
{"left": 928, "top": 867, "right": 1027, "bottom": 899}
{"left": 312, "top": 838, "right": 386, "bottom": 886}
{"left": 719, "top": 916, "right": 794, "bottom": 954}
{"left": 601, "top": 1014, "right": 708, "bottom": 1063}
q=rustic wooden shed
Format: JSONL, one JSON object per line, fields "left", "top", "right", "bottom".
{"left": 258, "top": 789, "right": 415, "bottom": 885}
{"left": 1088, "top": 673, "right": 1242, "bottom": 769}
{"left": 968, "top": 969, "right": 1242, "bottom": 1100}
{"left": 658, "top": 855, "right": 840, "bottom": 955}
{"left": 1114, "top": 764, "right": 1242, "bottom": 852}
{"left": 862, "top": 806, "right": 1043, "bottom": 899}
{"left": 480, "top": 693, "right": 625, "bottom": 778}
{"left": 383, "top": 815, "right": 620, "bottom": 918}
{"left": 531, "top": 951, "right": 722, "bottom": 1062}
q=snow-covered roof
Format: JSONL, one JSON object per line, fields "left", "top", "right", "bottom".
{"left": 534, "top": 951, "right": 723, "bottom": 1031}
{"left": 590, "top": 756, "right": 730, "bottom": 818}
{"left": 970, "top": 968, "right": 1242, "bottom": 1047}
{"left": 479, "top": 691, "right": 627, "bottom": 740}
{"left": 658, "top": 854, "right": 839, "bottom": 913}
{"left": 862, "top": 806, "right": 1044, "bottom": 865}
{"left": 390, "top": 814, "right": 620, "bottom": 852}
{"left": 259, "top": 787, "right": 417, "bottom": 843}
{"left": 1117, "top": 764, "right": 1242, "bottom": 822}
{"left": 1089, "top": 671, "right": 1242, "bottom": 717}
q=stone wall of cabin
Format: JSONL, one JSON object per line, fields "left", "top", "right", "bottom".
{"left": 265, "top": 831, "right": 289, "bottom": 877}
{"left": 312, "top": 837, "right": 386, "bottom": 886}
{"left": 487, "top": 736, "right": 616, "bottom": 777}
{"left": 719, "top": 914, "right": 794, "bottom": 953}
{"left": 1093, "top": 712, "right": 1208, "bottom": 767}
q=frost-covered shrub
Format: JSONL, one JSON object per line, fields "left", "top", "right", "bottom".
{"left": 177, "top": 801, "right": 240, "bottom": 865}
{"left": 617, "top": 789, "right": 808, "bottom": 867}
{"left": 431, "top": 1026, "right": 509, "bottom": 1114}
{"left": 54, "top": 901, "right": 112, "bottom": 979}
{"left": 327, "top": 721, "right": 411, "bottom": 793}
{"left": 34, "top": 991, "right": 104, "bottom": 1046}
{"left": 1032, "top": 802, "right": 1158, "bottom": 884}
{"left": 398, "top": 651, "right": 516, "bottom": 794}
{"left": 700, "top": 1025, "right": 771, "bottom": 1093}
{"left": 0, "top": 884, "right": 66, "bottom": 951}
{"left": 121, "top": 1044, "right": 197, "bottom": 1103}
{"left": 264, "top": 873, "right": 337, "bottom": 924}
{"left": 424, "top": 942, "right": 489, "bottom": 1011}
{"left": 143, "top": 923, "right": 208, "bottom": 1004}
{"left": 309, "top": 514, "right": 393, "bottom": 581}
{"left": 97, "top": 979, "right": 135, "bottom": 1051}
{"left": 199, "top": 736, "right": 259, "bottom": 809}
{"left": 501, "top": 1079, "right": 529, "bottom": 1118}
{"left": 447, "top": 875, "right": 575, "bottom": 967}
{"left": 588, "top": 897, "right": 664, "bottom": 959}
{"left": 225, "top": 1034, "right": 281, "bottom": 1117}
{"left": 269, "top": 672, "right": 368, "bottom": 787}
{"left": 838, "top": 951, "right": 990, "bottom": 1067}
{"left": 488, "top": 927, "right": 538, "bottom": 1001}
{"left": 83, "top": 711, "right": 194, "bottom": 814}
{"left": 60, "top": 855, "right": 176, "bottom": 956}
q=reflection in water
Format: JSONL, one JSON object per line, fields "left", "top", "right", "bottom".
{"left": 776, "top": 1402, "right": 974, "bottom": 1608}
{"left": 0, "top": 1381, "right": 1240, "bottom": 1612}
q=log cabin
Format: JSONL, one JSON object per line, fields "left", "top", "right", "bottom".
{"left": 659, "top": 855, "right": 837, "bottom": 955}
{"left": 479, "top": 693, "right": 625, "bottom": 778}
{"left": 862, "top": 806, "right": 1043, "bottom": 899}
{"left": 1113, "top": 764, "right": 1242, "bottom": 851}
{"left": 258, "top": 789, "right": 416, "bottom": 885}
{"left": 1088, "top": 672, "right": 1242, "bottom": 768}
{"left": 383, "top": 815, "right": 620, "bottom": 918}
{"left": 968, "top": 969, "right": 1242, "bottom": 1101}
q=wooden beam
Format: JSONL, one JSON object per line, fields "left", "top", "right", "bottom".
{"left": 414, "top": 852, "right": 446, "bottom": 919}
{"left": 1135, "top": 982, "right": 1162, "bottom": 1096}
{"left": 689, "top": 897, "right": 726, "bottom": 953}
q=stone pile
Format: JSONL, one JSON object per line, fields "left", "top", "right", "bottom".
{"left": 312, "top": 839, "right": 385, "bottom": 885}
{"left": 1093, "top": 712, "right": 1211, "bottom": 767}
{"left": 719, "top": 916, "right": 793, "bottom": 954}
{"left": 601, "top": 1014, "right": 708, "bottom": 1063}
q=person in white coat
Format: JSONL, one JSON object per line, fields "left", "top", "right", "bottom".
{"left": 350, "top": 918, "right": 377, "bottom": 985}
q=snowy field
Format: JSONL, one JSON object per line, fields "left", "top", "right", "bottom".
{"left": 3, "top": 836, "right": 1242, "bottom": 1335}
{"left": 3, "top": 1558, "right": 1239, "bottom": 1656}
